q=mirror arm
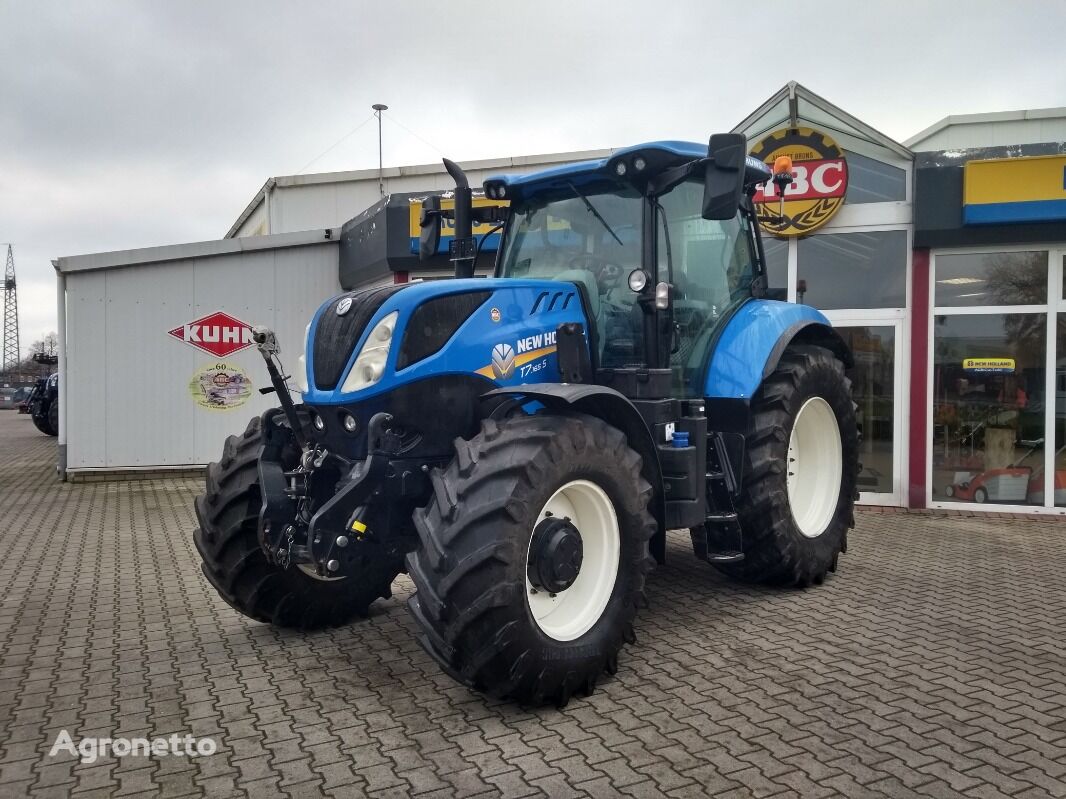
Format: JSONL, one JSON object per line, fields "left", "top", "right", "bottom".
{"left": 647, "top": 158, "right": 708, "bottom": 197}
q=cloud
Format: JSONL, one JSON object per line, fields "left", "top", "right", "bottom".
{"left": 2, "top": 0, "right": 1064, "bottom": 348}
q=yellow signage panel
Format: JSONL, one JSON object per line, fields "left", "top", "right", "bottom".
{"left": 408, "top": 197, "right": 509, "bottom": 238}
{"left": 963, "top": 155, "right": 1066, "bottom": 224}
{"left": 962, "top": 357, "right": 1015, "bottom": 373}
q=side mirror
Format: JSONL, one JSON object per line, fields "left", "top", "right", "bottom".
{"left": 419, "top": 195, "right": 441, "bottom": 260}
{"left": 702, "top": 133, "right": 747, "bottom": 220}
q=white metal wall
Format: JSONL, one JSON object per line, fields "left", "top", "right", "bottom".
{"left": 233, "top": 160, "right": 596, "bottom": 237}
{"left": 64, "top": 242, "right": 341, "bottom": 470}
{"left": 910, "top": 116, "right": 1066, "bottom": 151}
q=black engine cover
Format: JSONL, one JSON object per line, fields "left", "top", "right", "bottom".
{"left": 313, "top": 284, "right": 407, "bottom": 390}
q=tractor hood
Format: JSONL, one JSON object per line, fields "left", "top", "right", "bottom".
{"left": 301, "top": 278, "right": 590, "bottom": 405}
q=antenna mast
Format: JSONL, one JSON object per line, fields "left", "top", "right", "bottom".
{"left": 2, "top": 245, "right": 19, "bottom": 375}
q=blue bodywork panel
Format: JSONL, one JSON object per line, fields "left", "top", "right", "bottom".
{"left": 704, "top": 300, "right": 833, "bottom": 400}
{"left": 485, "top": 140, "right": 772, "bottom": 199}
{"left": 487, "top": 141, "right": 704, "bottom": 189}
{"left": 302, "top": 278, "right": 589, "bottom": 406}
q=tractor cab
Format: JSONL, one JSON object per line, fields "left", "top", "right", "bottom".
{"left": 487, "top": 140, "right": 773, "bottom": 398}
{"left": 416, "top": 138, "right": 781, "bottom": 405}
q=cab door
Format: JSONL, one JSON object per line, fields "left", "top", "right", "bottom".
{"left": 656, "top": 181, "right": 759, "bottom": 397}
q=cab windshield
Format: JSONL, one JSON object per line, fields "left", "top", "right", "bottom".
{"left": 500, "top": 187, "right": 643, "bottom": 367}
{"left": 499, "top": 179, "right": 757, "bottom": 383}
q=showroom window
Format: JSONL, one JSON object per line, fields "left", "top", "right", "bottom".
{"left": 842, "top": 150, "right": 908, "bottom": 204}
{"left": 931, "top": 248, "right": 1066, "bottom": 511}
{"left": 762, "top": 235, "right": 787, "bottom": 301}
{"left": 796, "top": 230, "right": 908, "bottom": 310}
{"left": 935, "top": 251, "right": 1047, "bottom": 307}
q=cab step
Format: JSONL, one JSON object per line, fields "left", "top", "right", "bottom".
{"left": 705, "top": 511, "right": 737, "bottom": 523}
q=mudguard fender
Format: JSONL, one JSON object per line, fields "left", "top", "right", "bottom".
{"left": 704, "top": 299, "right": 852, "bottom": 400}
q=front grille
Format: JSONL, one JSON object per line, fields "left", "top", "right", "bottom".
{"left": 396, "top": 291, "right": 491, "bottom": 370}
{"left": 313, "top": 284, "right": 407, "bottom": 390}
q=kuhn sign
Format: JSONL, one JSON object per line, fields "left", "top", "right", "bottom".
{"left": 168, "top": 312, "right": 254, "bottom": 357}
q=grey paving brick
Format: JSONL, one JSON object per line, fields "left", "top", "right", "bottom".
{"left": 1, "top": 413, "right": 1066, "bottom": 799}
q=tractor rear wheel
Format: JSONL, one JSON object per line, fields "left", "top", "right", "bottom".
{"left": 406, "top": 412, "right": 656, "bottom": 706}
{"left": 46, "top": 401, "right": 59, "bottom": 437}
{"left": 193, "top": 415, "right": 402, "bottom": 629}
{"left": 715, "top": 345, "right": 858, "bottom": 587}
{"left": 31, "top": 409, "right": 55, "bottom": 436}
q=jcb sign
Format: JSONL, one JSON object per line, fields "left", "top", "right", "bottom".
{"left": 750, "top": 127, "right": 849, "bottom": 237}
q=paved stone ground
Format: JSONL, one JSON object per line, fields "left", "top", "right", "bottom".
{"left": 1, "top": 411, "right": 1065, "bottom": 799}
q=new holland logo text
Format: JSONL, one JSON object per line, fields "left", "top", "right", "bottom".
{"left": 517, "top": 331, "right": 556, "bottom": 353}
{"left": 168, "top": 311, "right": 254, "bottom": 357}
{"left": 477, "top": 330, "right": 559, "bottom": 381}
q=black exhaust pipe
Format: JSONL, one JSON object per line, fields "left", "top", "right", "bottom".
{"left": 443, "top": 158, "right": 476, "bottom": 279}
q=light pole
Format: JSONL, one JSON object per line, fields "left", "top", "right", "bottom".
{"left": 372, "top": 103, "right": 388, "bottom": 196}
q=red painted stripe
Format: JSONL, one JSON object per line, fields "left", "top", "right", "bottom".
{"left": 753, "top": 159, "right": 848, "bottom": 202}
{"left": 908, "top": 248, "right": 930, "bottom": 508}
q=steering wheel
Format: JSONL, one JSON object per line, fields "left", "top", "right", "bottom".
{"left": 568, "top": 254, "right": 625, "bottom": 292}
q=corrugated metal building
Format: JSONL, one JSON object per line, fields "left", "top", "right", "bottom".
{"left": 905, "top": 108, "right": 1066, "bottom": 151}
{"left": 52, "top": 150, "right": 594, "bottom": 477}
{"left": 54, "top": 231, "right": 341, "bottom": 475}
{"left": 227, "top": 149, "right": 611, "bottom": 239}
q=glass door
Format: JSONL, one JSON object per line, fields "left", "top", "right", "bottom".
{"left": 927, "top": 246, "right": 1066, "bottom": 514}
{"left": 824, "top": 315, "right": 905, "bottom": 505}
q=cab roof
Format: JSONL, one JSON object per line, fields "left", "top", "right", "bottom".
{"left": 483, "top": 140, "right": 772, "bottom": 206}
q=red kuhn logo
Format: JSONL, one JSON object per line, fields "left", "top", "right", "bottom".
{"left": 168, "top": 311, "right": 254, "bottom": 357}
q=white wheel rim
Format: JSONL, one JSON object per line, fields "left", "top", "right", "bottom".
{"left": 526, "top": 479, "right": 620, "bottom": 642}
{"left": 786, "top": 397, "right": 843, "bottom": 538}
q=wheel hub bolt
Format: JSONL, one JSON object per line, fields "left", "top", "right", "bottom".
{"left": 528, "top": 517, "right": 583, "bottom": 594}
{"left": 335, "top": 536, "right": 349, "bottom": 548}
{"left": 326, "top": 559, "right": 340, "bottom": 572}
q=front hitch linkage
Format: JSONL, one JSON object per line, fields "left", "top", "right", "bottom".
{"left": 250, "top": 325, "right": 309, "bottom": 449}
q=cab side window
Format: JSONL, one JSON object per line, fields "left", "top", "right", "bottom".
{"left": 658, "top": 181, "right": 757, "bottom": 395}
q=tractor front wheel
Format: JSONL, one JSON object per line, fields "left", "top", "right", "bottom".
{"left": 406, "top": 413, "right": 656, "bottom": 706}
{"left": 715, "top": 344, "right": 858, "bottom": 587}
{"left": 46, "top": 400, "right": 59, "bottom": 437}
{"left": 193, "top": 415, "right": 403, "bottom": 629}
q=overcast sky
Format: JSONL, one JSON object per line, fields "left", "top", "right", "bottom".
{"left": 2, "top": 0, "right": 1065, "bottom": 349}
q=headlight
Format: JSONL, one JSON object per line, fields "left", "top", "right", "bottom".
{"left": 340, "top": 311, "right": 398, "bottom": 393}
{"left": 295, "top": 322, "right": 311, "bottom": 394}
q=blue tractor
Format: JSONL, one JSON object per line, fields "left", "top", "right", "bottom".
{"left": 194, "top": 134, "right": 858, "bottom": 706}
